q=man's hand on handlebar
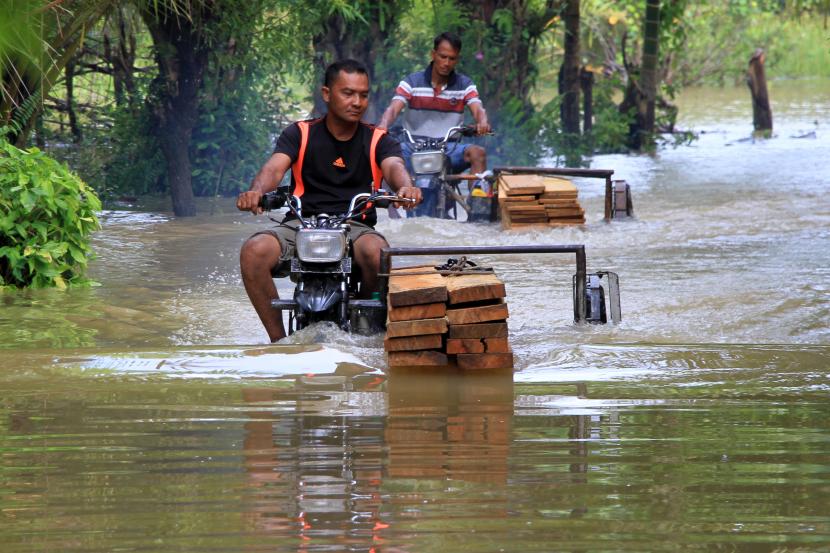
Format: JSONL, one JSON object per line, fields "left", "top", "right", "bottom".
{"left": 237, "top": 190, "right": 264, "bottom": 215}
{"left": 394, "top": 186, "right": 422, "bottom": 209}
{"left": 475, "top": 121, "right": 492, "bottom": 136}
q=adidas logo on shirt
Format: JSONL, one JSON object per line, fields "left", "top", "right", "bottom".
{"left": 332, "top": 157, "right": 346, "bottom": 168}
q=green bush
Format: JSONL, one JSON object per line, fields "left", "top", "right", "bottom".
{"left": 0, "top": 140, "right": 101, "bottom": 289}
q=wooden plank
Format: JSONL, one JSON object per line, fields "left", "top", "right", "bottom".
{"left": 445, "top": 273, "right": 506, "bottom": 305}
{"left": 499, "top": 173, "right": 547, "bottom": 196}
{"left": 388, "top": 268, "right": 447, "bottom": 307}
{"left": 506, "top": 204, "right": 546, "bottom": 213}
{"left": 545, "top": 207, "right": 585, "bottom": 217}
{"left": 449, "top": 322, "right": 508, "bottom": 339}
{"left": 447, "top": 301, "right": 508, "bottom": 325}
{"left": 547, "top": 219, "right": 585, "bottom": 226}
{"left": 540, "top": 191, "right": 578, "bottom": 199}
{"left": 484, "top": 337, "right": 511, "bottom": 353}
{"left": 542, "top": 177, "right": 577, "bottom": 193}
{"left": 456, "top": 352, "right": 514, "bottom": 370}
{"left": 388, "top": 350, "right": 449, "bottom": 367}
{"left": 386, "top": 317, "right": 448, "bottom": 338}
{"left": 538, "top": 198, "right": 580, "bottom": 205}
{"left": 384, "top": 334, "right": 444, "bottom": 352}
{"left": 446, "top": 338, "right": 485, "bottom": 354}
{"left": 388, "top": 301, "right": 447, "bottom": 322}
{"left": 500, "top": 195, "right": 538, "bottom": 202}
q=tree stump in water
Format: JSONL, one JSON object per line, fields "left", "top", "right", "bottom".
{"left": 747, "top": 49, "right": 773, "bottom": 134}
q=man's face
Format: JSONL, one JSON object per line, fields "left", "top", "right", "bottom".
{"left": 431, "top": 40, "right": 460, "bottom": 79}
{"left": 322, "top": 71, "right": 370, "bottom": 124}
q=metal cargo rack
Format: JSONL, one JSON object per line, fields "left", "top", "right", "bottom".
{"left": 493, "top": 166, "right": 632, "bottom": 221}
{"left": 378, "top": 244, "right": 620, "bottom": 324}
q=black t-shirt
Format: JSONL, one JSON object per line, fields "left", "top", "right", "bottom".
{"left": 274, "top": 117, "right": 402, "bottom": 227}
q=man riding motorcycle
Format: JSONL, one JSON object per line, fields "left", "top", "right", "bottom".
{"left": 237, "top": 59, "right": 421, "bottom": 342}
{"left": 377, "top": 31, "right": 492, "bottom": 215}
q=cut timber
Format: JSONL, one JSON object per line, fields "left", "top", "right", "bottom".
{"left": 446, "top": 337, "right": 511, "bottom": 354}
{"left": 548, "top": 218, "right": 585, "bottom": 226}
{"left": 456, "top": 352, "right": 514, "bottom": 370}
{"left": 446, "top": 338, "right": 485, "bottom": 354}
{"left": 545, "top": 207, "right": 585, "bottom": 217}
{"left": 506, "top": 205, "right": 546, "bottom": 214}
{"left": 386, "top": 317, "right": 448, "bottom": 338}
{"left": 388, "top": 267, "right": 447, "bottom": 307}
{"left": 446, "top": 303, "right": 508, "bottom": 325}
{"left": 542, "top": 177, "right": 578, "bottom": 194}
{"left": 498, "top": 173, "right": 547, "bottom": 196}
{"left": 388, "top": 350, "right": 449, "bottom": 367}
{"left": 384, "top": 334, "right": 444, "bottom": 352}
{"left": 445, "top": 273, "right": 506, "bottom": 305}
{"left": 498, "top": 173, "right": 583, "bottom": 230}
{"left": 388, "top": 302, "right": 447, "bottom": 322}
{"left": 484, "top": 337, "right": 511, "bottom": 353}
{"left": 501, "top": 195, "right": 538, "bottom": 202}
{"left": 449, "top": 322, "right": 508, "bottom": 339}
{"left": 539, "top": 198, "right": 580, "bottom": 205}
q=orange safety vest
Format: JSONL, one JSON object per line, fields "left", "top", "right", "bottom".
{"left": 291, "top": 120, "right": 387, "bottom": 199}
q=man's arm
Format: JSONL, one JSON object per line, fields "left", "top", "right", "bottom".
{"left": 377, "top": 99, "right": 406, "bottom": 130}
{"left": 469, "top": 102, "right": 491, "bottom": 135}
{"left": 237, "top": 152, "right": 292, "bottom": 215}
{"left": 380, "top": 156, "right": 421, "bottom": 208}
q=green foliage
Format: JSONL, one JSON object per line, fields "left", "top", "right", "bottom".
{"left": 589, "top": 75, "right": 635, "bottom": 153}
{"left": 188, "top": 0, "right": 307, "bottom": 197}
{"left": 0, "top": 140, "right": 101, "bottom": 289}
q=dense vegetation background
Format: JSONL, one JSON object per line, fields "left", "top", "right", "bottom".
{"left": 2, "top": 0, "right": 829, "bottom": 218}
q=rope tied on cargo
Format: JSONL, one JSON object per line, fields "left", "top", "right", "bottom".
{"left": 377, "top": 257, "right": 494, "bottom": 278}
{"left": 435, "top": 256, "right": 483, "bottom": 273}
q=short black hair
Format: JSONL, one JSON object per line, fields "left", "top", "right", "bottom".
{"left": 324, "top": 59, "right": 369, "bottom": 88}
{"left": 433, "top": 32, "right": 462, "bottom": 52}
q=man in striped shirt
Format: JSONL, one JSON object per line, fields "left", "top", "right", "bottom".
{"left": 378, "top": 32, "right": 491, "bottom": 211}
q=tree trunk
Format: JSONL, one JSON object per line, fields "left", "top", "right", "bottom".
{"left": 747, "top": 49, "right": 772, "bottom": 133}
{"left": 580, "top": 66, "right": 594, "bottom": 134}
{"left": 103, "top": 7, "right": 138, "bottom": 109}
{"left": 142, "top": 7, "right": 213, "bottom": 217}
{"left": 638, "top": 0, "right": 661, "bottom": 147}
{"left": 65, "top": 59, "right": 82, "bottom": 143}
{"left": 560, "top": 0, "right": 581, "bottom": 136}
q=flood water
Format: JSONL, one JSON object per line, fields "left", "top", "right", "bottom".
{"left": 2, "top": 81, "right": 829, "bottom": 551}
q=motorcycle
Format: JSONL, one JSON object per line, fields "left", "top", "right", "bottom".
{"left": 258, "top": 188, "right": 415, "bottom": 336}
{"left": 402, "top": 125, "right": 482, "bottom": 220}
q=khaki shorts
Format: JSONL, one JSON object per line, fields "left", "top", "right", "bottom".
{"left": 251, "top": 218, "right": 387, "bottom": 278}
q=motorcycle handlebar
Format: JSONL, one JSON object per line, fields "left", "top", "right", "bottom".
{"left": 401, "top": 125, "right": 493, "bottom": 144}
{"left": 258, "top": 189, "right": 288, "bottom": 211}
{"left": 347, "top": 191, "right": 415, "bottom": 214}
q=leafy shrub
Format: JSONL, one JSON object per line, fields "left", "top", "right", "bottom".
{"left": 0, "top": 140, "right": 101, "bottom": 289}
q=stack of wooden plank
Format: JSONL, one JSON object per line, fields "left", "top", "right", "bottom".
{"left": 497, "top": 173, "right": 585, "bottom": 228}
{"left": 385, "top": 267, "right": 513, "bottom": 370}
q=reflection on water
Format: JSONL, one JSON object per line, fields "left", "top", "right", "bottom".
{"left": 1, "top": 81, "right": 830, "bottom": 551}
{"left": 2, "top": 352, "right": 829, "bottom": 551}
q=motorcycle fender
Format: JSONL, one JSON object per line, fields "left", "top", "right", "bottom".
{"left": 294, "top": 277, "right": 344, "bottom": 314}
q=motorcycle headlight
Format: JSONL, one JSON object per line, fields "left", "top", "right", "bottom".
{"left": 296, "top": 230, "right": 347, "bottom": 263}
{"left": 411, "top": 151, "right": 444, "bottom": 174}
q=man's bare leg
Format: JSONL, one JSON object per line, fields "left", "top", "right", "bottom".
{"left": 240, "top": 234, "right": 286, "bottom": 341}
{"left": 464, "top": 144, "right": 487, "bottom": 175}
{"left": 463, "top": 145, "right": 489, "bottom": 195}
{"left": 352, "top": 233, "right": 389, "bottom": 299}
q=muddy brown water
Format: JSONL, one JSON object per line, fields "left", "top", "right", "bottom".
{"left": 2, "top": 81, "right": 829, "bottom": 551}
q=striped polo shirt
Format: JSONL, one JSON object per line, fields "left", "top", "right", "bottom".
{"left": 392, "top": 63, "right": 482, "bottom": 139}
